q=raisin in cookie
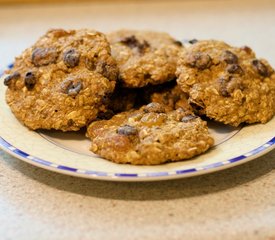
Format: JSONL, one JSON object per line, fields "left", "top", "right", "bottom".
{"left": 142, "top": 81, "right": 192, "bottom": 112}
{"left": 107, "top": 29, "right": 183, "bottom": 88}
{"left": 176, "top": 40, "right": 275, "bottom": 126}
{"left": 4, "top": 29, "right": 118, "bottom": 131}
{"left": 87, "top": 103, "right": 214, "bottom": 165}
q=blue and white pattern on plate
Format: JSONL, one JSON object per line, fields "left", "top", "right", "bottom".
{"left": 0, "top": 64, "right": 274, "bottom": 181}
{"left": 0, "top": 136, "right": 274, "bottom": 179}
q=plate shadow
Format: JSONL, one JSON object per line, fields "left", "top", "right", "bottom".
{"left": 3, "top": 149, "right": 275, "bottom": 201}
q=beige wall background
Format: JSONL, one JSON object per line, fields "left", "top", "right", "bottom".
{"left": 0, "top": 0, "right": 181, "bottom": 3}
{"left": 0, "top": 0, "right": 92, "bottom": 3}
{"left": 0, "top": 0, "right": 222, "bottom": 4}
{"left": 0, "top": 0, "right": 111, "bottom": 4}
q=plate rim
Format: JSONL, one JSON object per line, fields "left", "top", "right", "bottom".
{"left": 0, "top": 133, "right": 274, "bottom": 182}
{"left": 1, "top": 64, "right": 275, "bottom": 181}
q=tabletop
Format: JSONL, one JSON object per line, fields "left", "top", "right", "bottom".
{"left": 0, "top": 0, "right": 274, "bottom": 239}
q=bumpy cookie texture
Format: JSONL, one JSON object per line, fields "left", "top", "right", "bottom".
{"left": 96, "top": 86, "right": 139, "bottom": 120}
{"left": 107, "top": 29, "right": 183, "bottom": 88}
{"left": 87, "top": 103, "right": 214, "bottom": 165}
{"left": 4, "top": 29, "right": 118, "bottom": 131}
{"left": 176, "top": 40, "right": 275, "bottom": 126}
{"left": 142, "top": 81, "right": 192, "bottom": 112}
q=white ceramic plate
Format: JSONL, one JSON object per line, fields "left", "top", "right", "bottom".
{"left": 0, "top": 68, "right": 274, "bottom": 181}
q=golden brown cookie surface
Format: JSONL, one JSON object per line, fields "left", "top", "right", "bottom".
{"left": 87, "top": 103, "right": 214, "bottom": 165}
{"left": 107, "top": 29, "right": 183, "bottom": 88}
{"left": 142, "top": 81, "right": 192, "bottom": 112}
{"left": 4, "top": 29, "right": 118, "bottom": 131}
{"left": 176, "top": 40, "right": 275, "bottom": 126}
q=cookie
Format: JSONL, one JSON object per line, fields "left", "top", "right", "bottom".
{"left": 101, "top": 81, "right": 192, "bottom": 120}
{"left": 96, "top": 86, "right": 139, "bottom": 120}
{"left": 142, "top": 81, "right": 192, "bottom": 112}
{"left": 108, "top": 86, "right": 139, "bottom": 113}
{"left": 107, "top": 29, "right": 183, "bottom": 88}
{"left": 87, "top": 103, "right": 214, "bottom": 165}
{"left": 4, "top": 29, "right": 118, "bottom": 131}
{"left": 176, "top": 40, "right": 275, "bottom": 126}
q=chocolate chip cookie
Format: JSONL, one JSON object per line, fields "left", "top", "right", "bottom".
{"left": 176, "top": 40, "right": 275, "bottom": 126}
{"left": 107, "top": 29, "right": 183, "bottom": 88}
{"left": 4, "top": 29, "right": 118, "bottom": 131}
{"left": 87, "top": 103, "right": 214, "bottom": 165}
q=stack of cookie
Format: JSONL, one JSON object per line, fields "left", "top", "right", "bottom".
{"left": 3, "top": 29, "right": 275, "bottom": 165}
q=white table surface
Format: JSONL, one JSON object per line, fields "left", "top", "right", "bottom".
{"left": 0, "top": 0, "right": 274, "bottom": 239}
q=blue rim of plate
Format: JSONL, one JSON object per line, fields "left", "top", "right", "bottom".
{"left": 1, "top": 64, "right": 275, "bottom": 180}
{"left": 0, "top": 136, "right": 274, "bottom": 179}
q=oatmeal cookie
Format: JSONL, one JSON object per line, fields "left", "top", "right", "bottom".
{"left": 4, "top": 29, "right": 118, "bottom": 131}
{"left": 109, "top": 86, "right": 139, "bottom": 113}
{"left": 96, "top": 86, "right": 139, "bottom": 120}
{"left": 142, "top": 81, "right": 192, "bottom": 112}
{"left": 107, "top": 29, "right": 183, "bottom": 88}
{"left": 176, "top": 40, "right": 275, "bottom": 126}
{"left": 102, "top": 81, "right": 191, "bottom": 119}
{"left": 87, "top": 103, "right": 214, "bottom": 165}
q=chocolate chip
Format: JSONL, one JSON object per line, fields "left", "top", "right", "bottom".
{"left": 226, "top": 64, "right": 243, "bottom": 75}
{"left": 187, "top": 53, "right": 212, "bottom": 70}
{"left": 143, "top": 103, "right": 165, "bottom": 113}
{"left": 189, "top": 39, "right": 198, "bottom": 44}
{"left": 252, "top": 59, "right": 270, "bottom": 77}
{"left": 63, "top": 49, "right": 80, "bottom": 68}
{"left": 117, "top": 125, "right": 138, "bottom": 136}
{"left": 241, "top": 46, "right": 252, "bottom": 54}
{"left": 173, "top": 40, "right": 183, "bottom": 47}
{"left": 61, "top": 79, "right": 82, "bottom": 96}
{"left": 31, "top": 47, "right": 58, "bottom": 66}
{"left": 181, "top": 115, "right": 198, "bottom": 122}
{"left": 221, "top": 50, "right": 238, "bottom": 64}
{"left": 24, "top": 71, "right": 36, "bottom": 90}
{"left": 120, "top": 35, "right": 150, "bottom": 54}
{"left": 3, "top": 72, "right": 20, "bottom": 86}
